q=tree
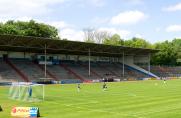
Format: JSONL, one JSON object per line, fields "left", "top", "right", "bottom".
{"left": 94, "top": 30, "right": 110, "bottom": 44}
{"left": 0, "top": 20, "right": 59, "bottom": 39}
{"left": 151, "top": 41, "right": 177, "bottom": 65}
{"left": 171, "top": 38, "right": 181, "bottom": 65}
{"left": 103, "top": 34, "right": 123, "bottom": 46}
{"left": 83, "top": 28, "right": 110, "bottom": 43}
{"left": 83, "top": 28, "right": 95, "bottom": 43}
{"left": 124, "top": 37, "right": 152, "bottom": 48}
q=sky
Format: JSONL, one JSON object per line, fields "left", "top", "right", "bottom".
{"left": 0, "top": 0, "right": 181, "bottom": 43}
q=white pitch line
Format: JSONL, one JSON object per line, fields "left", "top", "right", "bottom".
{"left": 66, "top": 104, "right": 142, "bottom": 118}
{"left": 65, "top": 101, "right": 99, "bottom": 106}
{"left": 130, "top": 104, "right": 181, "bottom": 116}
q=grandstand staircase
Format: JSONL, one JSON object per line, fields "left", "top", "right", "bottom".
{"left": 60, "top": 63, "right": 86, "bottom": 82}
{"left": 6, "top": 60, "right": 30, "bottom": 82}
{"left": 124, "top": 63, "right": 159, "bottom": 78}
{"left": 33, "top": 62, "right": 59, "bottom": 81}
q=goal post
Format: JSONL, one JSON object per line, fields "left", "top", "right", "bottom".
{"left": 9, "top": 82, "right": 45, "bottom": 102}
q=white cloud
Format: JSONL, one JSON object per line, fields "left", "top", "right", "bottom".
{"left": 110, "top": 10, "right": 147, "bottom": 25}
{"left": 121, "top": 0, "right": 144, "bottom": 5}
{"left": 90, "top": 0, "right": 106, "bottom": 7}
{"left": 48, "top": 21, "right": 73, "bottom": 29}
{"left": 0, "top": 0, "right": 67, "bottom": 21}
{"left": 60, "top": 28, "right": 84, "bottom": 41}
{"left": 166, "top": 25, "right": 181, "bottom": 32}
{"left": 98, "top": 27, "right": 131, "bottom": 39}
{"left": 163, "top": 3, "right": 181, "bottom": 12}
{"left": 91, "top": 17, "right": 109, "bottom": 25}
{"left": 47, "top": 20, "right": 84, "bottom": 41}
{"left": 15, "top": 17, "right": 33, "bottom": 21}
{"left": 134, "top": 33, "right": 143, "bottom": 38}
{"left": 78, "top": 0, "right": 106, "bottom": 7}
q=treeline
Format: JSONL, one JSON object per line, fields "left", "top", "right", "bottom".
{"left": 0, "top": 20, "right": 180, "bottom": 66}
{"left": 151, "top": 39, "right": 181, "bottom": 66}
{"left": 0, "top": 20, "right": 59, "bottom": 39}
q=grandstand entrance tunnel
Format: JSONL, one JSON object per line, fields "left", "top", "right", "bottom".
{"left": 0, "top": 34, "right": 159, "bottom": 83}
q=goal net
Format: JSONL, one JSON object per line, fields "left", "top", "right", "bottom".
{"left": 8, "top": 82, "right": 44, "bottom": 102}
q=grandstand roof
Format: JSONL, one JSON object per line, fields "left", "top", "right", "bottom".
{"left": 0, "top": 34, "right": 159, "bottom": 57}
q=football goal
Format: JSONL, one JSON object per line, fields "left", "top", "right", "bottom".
{"left": 8, "top": 82, "right": 44, "bottom": 102}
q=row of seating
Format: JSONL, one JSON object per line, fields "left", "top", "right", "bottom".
{"left": 0, "top": 59, "right": 151, "bottom": 82}
{"left": 10, "top": 60, "right": 47, "bottom": 81}
{"left": 141, "top": 65, "right": 181, "bottom": 77}
{"left": 0, "top": 60, "right": 21, "bottom": 82}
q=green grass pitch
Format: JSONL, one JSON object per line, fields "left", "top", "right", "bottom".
{"left": 1, "top": 80, "right": 181, "bottom": 118}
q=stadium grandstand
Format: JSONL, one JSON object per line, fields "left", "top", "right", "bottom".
{"left": 0, "top": 34, "right": 162, "bottom": 84}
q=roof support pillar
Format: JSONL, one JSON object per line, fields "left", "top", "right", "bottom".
{"left": 44, "top": 44, "right": 47, "bottom": 78}
{"left": 23, "top": 52, "right": 26, "bottom": 59}
{"left": 88, "top": 48, "right": 91, "bottom": 76}
{"left": 148, "top": 53, "right": 151, "bottom": 76}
